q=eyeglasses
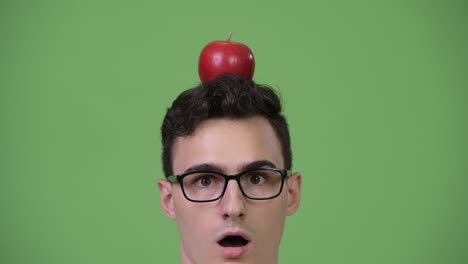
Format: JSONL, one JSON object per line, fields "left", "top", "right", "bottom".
{"left": 167, "top": 168, "right": 292, "bottom": 202}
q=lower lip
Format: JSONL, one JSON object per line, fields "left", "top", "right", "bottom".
{"left": 218, "top": 242, "right": 251, "bottom": 258}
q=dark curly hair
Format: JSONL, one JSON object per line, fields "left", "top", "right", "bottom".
{"left": 161, "top": 73, "right": 292, "bottom": 176}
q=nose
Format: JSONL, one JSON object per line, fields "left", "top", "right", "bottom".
{"left": 219, "top": 179, "right": 246, "bottom": 220}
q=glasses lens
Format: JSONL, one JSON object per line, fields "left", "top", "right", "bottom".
{"left": 240, "top": 169, "right": 283, "bottom": 199}
{"left": 182, "top": 172, "right": 225, "bottom": 201}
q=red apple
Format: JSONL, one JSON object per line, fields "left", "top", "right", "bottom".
{"left": 198, "top": 32, "right": 255, "bottom": 83}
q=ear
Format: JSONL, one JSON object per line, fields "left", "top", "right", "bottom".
{"left": 286, "top": 172, "right": 302, "bottom": 216}
{"left": 158, "top": 179, "right": 176, "bottom": 220}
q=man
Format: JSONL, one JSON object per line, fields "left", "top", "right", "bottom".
{"left": 158, "top": 73, "right": 302, "bottom": 263}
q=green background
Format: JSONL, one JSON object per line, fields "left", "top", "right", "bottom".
{"left": 1, "top": 0, "right": 467, "bottom": 263}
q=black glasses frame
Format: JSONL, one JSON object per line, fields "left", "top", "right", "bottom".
{"left": 167, "top": 168, "right": 292, "bottom": 203}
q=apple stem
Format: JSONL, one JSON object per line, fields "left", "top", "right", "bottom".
{"left": 227, "top": 32, "right": 232, "bottom": 42}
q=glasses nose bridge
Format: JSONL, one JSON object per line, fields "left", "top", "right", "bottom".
{"left": 223, "top": 173, "right": 243, "bottom": 191}
{"left": 224, "top": 173, "right": 241, "bottom": 184}
{"left": 220, "top": 173, "right": 247, "bottom": 204}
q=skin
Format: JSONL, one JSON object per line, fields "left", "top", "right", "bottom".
{"left": 158, "top": 116, "right": 301, "bottom": 264}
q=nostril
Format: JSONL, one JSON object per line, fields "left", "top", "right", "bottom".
{"left": 223, "top": 212, "right": 244, "bottom": 219}
{"left": 220, "top": 185, "right": 246, "bottom": 219}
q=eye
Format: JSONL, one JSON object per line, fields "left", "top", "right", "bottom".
{"left": 185, "top": 172, "right": 222, "bottom": 188}
{"left": 192, "top": 174, "right": 220, "bottom": 187}
{"left": 199, "top": 176, "right": 213, "bottom": 186}
{"left": 248, "top": 174, "right": 265, "bottom": 185}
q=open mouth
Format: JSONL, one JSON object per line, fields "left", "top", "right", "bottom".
{"left": 218, "top": 235, "right": 250, "bottom": 247}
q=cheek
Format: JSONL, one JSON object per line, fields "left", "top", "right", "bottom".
{"left": 251, "top": 197, "right": 288, "bottom": 241}
{"left": 173, "top": 196, "right": 215, "bottom": 254}
{"left": 174, "top": 196, "right": 210, "bottom": 236}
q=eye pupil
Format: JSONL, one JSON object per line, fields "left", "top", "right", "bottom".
{"left": 201, "top": 177, "right": 212, "bottom": 186}
{"left": 250, "top": 175, "right": 261, "bottom": 184}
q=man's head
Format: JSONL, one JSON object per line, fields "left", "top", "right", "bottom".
{"left": 158, "top": 74, "right": 301, "bottom": 264}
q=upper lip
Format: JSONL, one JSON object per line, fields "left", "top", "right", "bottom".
{"left": 216, "top": 230, "right": 252, "bottom": 243}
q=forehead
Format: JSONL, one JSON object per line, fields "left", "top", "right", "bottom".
{"left": 172, "top": 116, "right": 283, "bottom": 174}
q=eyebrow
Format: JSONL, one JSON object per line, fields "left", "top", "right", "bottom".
{"left": 239, "top": 160, "right": 278, "bottom": 172}
{"left": 181, "top": 160, "right": 278, "bottom": 175}
{"left": 182, "top": 163, "right": 226, "bottom": 175}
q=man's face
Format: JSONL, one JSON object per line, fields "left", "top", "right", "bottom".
{"left": 158, "top": 116, "right": 301, "bottom": 264}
